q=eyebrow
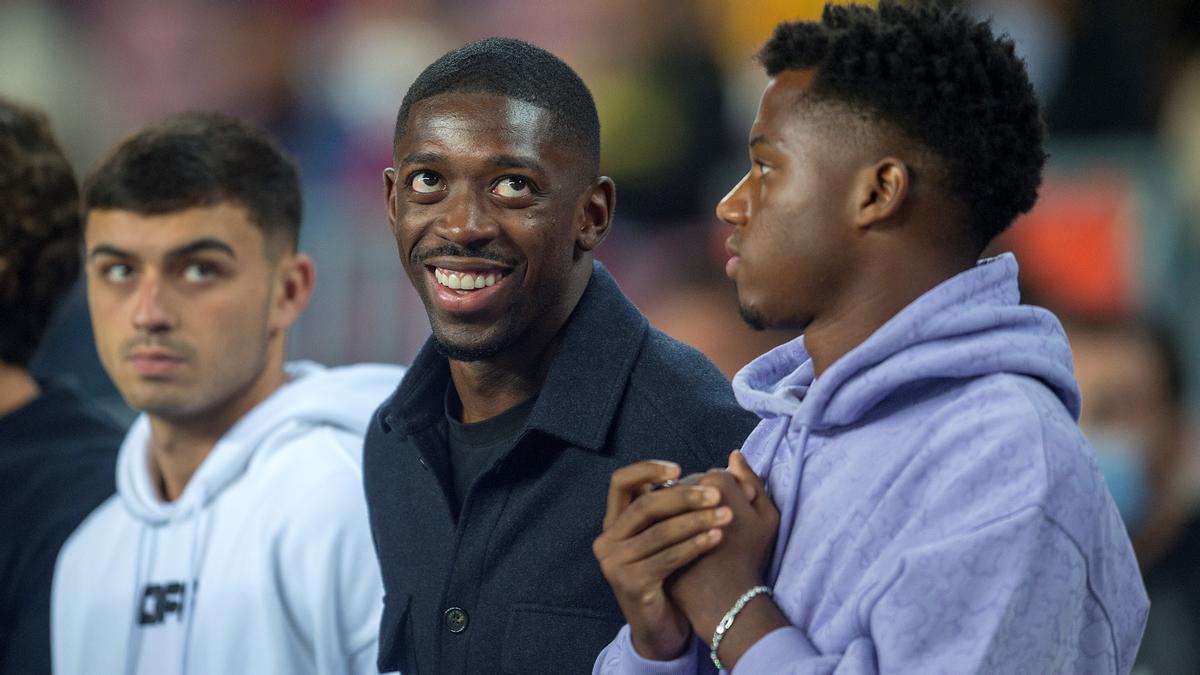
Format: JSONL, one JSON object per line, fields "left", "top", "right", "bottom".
{"left": 489, "top": 154, "right": 545, "bottom": 174}
{"left": 749, "top": 134, "right": 770, "bottom": 148}
{"left": 398, "top": 151, "right": 444, "bottom": 167}
{"left": 88, "top": 238, "right": 237, "bottom": 261}
{"left": 397, "top": 151, "right": 546, "bottom": 175}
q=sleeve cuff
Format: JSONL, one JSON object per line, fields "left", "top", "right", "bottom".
{"left": 731, "top": 626, "right": 817, "bottom": 674}
{"left": 598, "top": 624, "right": 700, "bottom": 675}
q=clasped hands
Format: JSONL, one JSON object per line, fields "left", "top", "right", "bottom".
{"left": 593, "top": 451, "right": 787, "bottom": 670}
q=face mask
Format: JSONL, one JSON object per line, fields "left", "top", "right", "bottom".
{"left": 1085, "top": 428, "right": 1150, "bottom": 532}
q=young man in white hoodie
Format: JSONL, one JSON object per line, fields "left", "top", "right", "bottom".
{"left": 52, "top": 113, "right": 403, "bottom": 675}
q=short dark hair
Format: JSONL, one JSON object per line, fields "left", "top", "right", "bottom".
{"left": 84, "top": 112, "right": 301, "bottom": 252}
{"left": 394, "top": 37, "right": 601, "bottom": 175}
{"left": 758, "top": 1, "right": 1046, "bottom": 250}
{"left": 0, "top": 98, "right": 81, "bottom": 367}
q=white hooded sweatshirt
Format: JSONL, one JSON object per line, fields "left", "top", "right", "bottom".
{"left": 52, "top": 361, "right": 404, "bottom": 675}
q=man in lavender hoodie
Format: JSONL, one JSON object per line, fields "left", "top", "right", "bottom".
{"left": 592, "top": 3, "right": 1149, "bottom": 673}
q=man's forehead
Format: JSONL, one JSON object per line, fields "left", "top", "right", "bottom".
{"left": 402, "top": 93, "right": 552, "bottom": 144}
{"left": 85, "top": 204, "right": 262, "bottom": 252}
{"left": 757, "top": 69, "right": 820, "bottom": 124}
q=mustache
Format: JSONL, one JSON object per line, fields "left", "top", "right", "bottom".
{"left": 411, "top": 243, "right": 519, "bottom": 268}
{"left": 120, "top": 335, "right": 195, "bottom": 360}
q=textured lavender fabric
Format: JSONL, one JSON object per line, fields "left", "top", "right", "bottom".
{"left": 595, "top": 254, "right": 1148, "bottom": 674}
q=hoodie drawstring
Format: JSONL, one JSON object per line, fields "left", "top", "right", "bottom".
{"left": 768, "top": 423, "right": 810, "bottom": 585}
{"left": 179, "top": 484, "right": 209, "bottom": 675}
{"left": 123, "top": 525, "right": 150, "bottom": 675}
{"left": 122, "top": 487, "right": 210, "bottom": 675}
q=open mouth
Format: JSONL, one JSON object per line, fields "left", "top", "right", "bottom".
{"left": 422, "top": 259, "right": 516, "bottom": 315}
{"left": 431, "top": 267, "right": 506, "bottom": 294}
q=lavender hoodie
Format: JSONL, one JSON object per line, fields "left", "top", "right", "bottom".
{"left": 596, "top": 254, "right": 1148, "bottom": 674}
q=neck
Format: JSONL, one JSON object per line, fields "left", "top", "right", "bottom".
{"left": 146, "top": 417, "right": 221, "bottom": 501}
{"left": 449, "top": 262, "right": 590, "bottom": 424}
{"left": 0, "top": 363, "right": 39, "bottom": 417}
{"left": 806, "top": 244, "right": 976, "bottom": 377}
{"left": 145, "top": 359, "right": 288, "bottom": 501}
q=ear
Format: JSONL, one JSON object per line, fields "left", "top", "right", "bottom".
{"left": 575, "top": 176, "right": 616, "bottom": 252}
{"left": 853, "top": 157, "right": 909, "bottom": 228}
{"left": 269, "top": 253, "right": 315, "bottom": 334}
{"left": 383, "top": 167, "right": 399, "bottom": 229}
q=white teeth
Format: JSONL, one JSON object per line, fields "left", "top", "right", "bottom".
{"left": 433, "top": 267, "right": 504, "bottom": 292}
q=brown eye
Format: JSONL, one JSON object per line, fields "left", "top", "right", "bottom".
{"left": 103, "top": 263, "right": 134, "bottom": 283}
{"left": 409, "top": 171, "right": 445, "bottom": 194}
{"left": 492, "top": 176, "right": 532, "bottom": 198}
{"left": 182, "top": 262, "right": 219, "bottom": 283}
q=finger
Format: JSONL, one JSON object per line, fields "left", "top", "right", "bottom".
{"left": 605, "top": 461, "right": 681, "bottom": 530}
{"left": 605, "top": 484, "right": 720, "bottom": 541}
{"left": 631, "top": 527, "right": 724, "bottom": 584}
{"left": 616, "top": 506, "right": 733, "bottom": 564}
{"left": 727, "top": 450, "right": 762, "bottom": 503}
{"left": 729, "top": 450, "right": 777, "bottom": 518}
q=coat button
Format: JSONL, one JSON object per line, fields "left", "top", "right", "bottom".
{"left": 444, "top": 606, "right": 468, "bottom": 633}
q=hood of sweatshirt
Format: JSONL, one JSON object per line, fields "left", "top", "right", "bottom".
{"left": 116, "top": 361, "right": 405, "bottom": 525}
{"left": 733, "top": 253, "right": 1080, "bottom": 431}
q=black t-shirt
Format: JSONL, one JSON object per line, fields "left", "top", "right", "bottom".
{"left": 0, "top": 379, "right": 121, "bottom": 675}
{"left": 444, "top": 383, "right": 536, "bottom": 511}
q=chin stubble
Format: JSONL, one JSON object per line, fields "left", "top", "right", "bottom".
{"left": 430, "top": 334, "right": 505, "bottom": 362}
{"left": 737, "top": 302, "right": 768, "bottom": 332}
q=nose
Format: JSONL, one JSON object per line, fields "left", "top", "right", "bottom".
{"left": 716, "top": 172, "right": 751, "bottom": 227}
{"left": 131, "top": 272, "right": 176, "bottom": 334}
{"left": 438, "top": 189, "right": 500, "bottom": 248}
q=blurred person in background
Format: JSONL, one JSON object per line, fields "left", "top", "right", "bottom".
{"left": 0, "top": 98, "right": 122, "bottom": 675}
{"left": 364, "top": 37, "right": 758, "bottom": 674}
{"left": 594, "top": 3, "right": 1147, "bottom": 672}
{"left": 52, "top": 113, "right": 404, "bottom": 675}
{"left": 1067, "top": 316, "right": 1200, "bottom": 675}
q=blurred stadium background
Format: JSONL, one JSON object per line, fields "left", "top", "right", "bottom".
{"left": 5, "top": 0, "right": 1199, "bottom": 446}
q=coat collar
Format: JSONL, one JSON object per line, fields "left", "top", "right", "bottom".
{"left": 382, "top": 260, "right": 648, "bottom": 454}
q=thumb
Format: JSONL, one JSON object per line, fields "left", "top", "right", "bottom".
{"left": 727, "top": 449, "right": 762, "bottom": 503}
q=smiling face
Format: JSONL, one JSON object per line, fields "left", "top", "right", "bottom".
{"left": 716, "top": 69, "right": 863, "bottom": 331}
{"left": 85, "top": 203, "right": 311, "bottom": 423}
{"left": 387, "top": 92, "right": 608, "bottom": 362}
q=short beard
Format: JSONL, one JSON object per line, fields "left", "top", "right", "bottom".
{"left": 431, "top": 335, "right": 504, "bottom": 362}
{"left": 737, "top": 303, "right": 768, "bottom": 331}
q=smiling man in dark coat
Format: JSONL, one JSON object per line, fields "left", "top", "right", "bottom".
{"left": 362, "top": 37, "right": 759, "bottom": 674}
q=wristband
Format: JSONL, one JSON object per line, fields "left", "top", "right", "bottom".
{"left": 710, "top": 585, "right": 772, "bottom": 671}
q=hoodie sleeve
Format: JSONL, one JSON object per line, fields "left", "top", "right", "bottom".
{"left": 597, "top": 508, "right": 1127, "bottom": 675}
{"left": 732, "top": 506, "right": 1123, "bottom": 675}
{"left": 274, "top": 429, "right": 383, "bottom": 675}
{"left": 593, "top": 625, "right": 713, "bottom": 675}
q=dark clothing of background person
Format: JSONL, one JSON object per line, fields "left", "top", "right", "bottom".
{"left": 365, "top": 263, "right": 759, "bottom": 674}
{"left": 1136, "top": 512, "right": 1200, "bottom": 674}
{"left": 0, "top": 379, "right": 121, "bottom": 674}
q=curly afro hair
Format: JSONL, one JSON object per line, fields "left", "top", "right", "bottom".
{"left": 758, "top": 1, "right": 1046, "bottom": 250}
{"left": 0, "top": 99, "right": 81, "bottom": 368}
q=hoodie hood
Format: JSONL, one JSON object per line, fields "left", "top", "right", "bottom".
{"left": 734, "top": 253, "right": 1080, "bottom": 431}
{"left": 117, "top": 361, "right": 405, "bottom": 524}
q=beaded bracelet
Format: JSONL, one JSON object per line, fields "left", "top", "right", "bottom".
{"left": 709, "top": 585, "right": 772, "bottom": 671}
